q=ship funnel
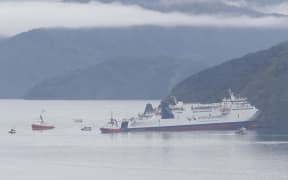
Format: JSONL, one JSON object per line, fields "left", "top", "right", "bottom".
{"left": 144, "top": 103, "right": 154, "bottom": 115}
{"left": 160, "top": 101, "right": 174, "bottom": 119}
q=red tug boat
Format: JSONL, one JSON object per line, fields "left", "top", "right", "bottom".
{"left": 32, "top": 113, "right": 55, "bottom": 131}
{"left": 32, "top": 124, "right": 55, "bottom": 131}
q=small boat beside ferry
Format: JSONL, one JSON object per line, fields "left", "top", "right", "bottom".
{"left": 100, "top": 90, "right": 259, "bottom": 133}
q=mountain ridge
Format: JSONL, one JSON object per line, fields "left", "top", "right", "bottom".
{"left": 24, "top": 58, "right": 206, "bottom": 99}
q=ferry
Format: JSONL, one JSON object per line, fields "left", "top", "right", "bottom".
{"left": 100, "top": 90, "right": 259, "bottom": 133}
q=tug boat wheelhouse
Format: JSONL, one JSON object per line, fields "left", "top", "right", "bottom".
{"left": 100, "top": 90, "right": 259, "bottom": 133}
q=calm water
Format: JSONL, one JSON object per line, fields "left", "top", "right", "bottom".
{"left": 0, "top": 100, "right": 288, "bottom": 180}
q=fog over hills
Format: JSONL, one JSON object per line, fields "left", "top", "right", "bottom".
{"left": 171, "top": 41, "right": 288, "bottom": 130}
{"left": 63, "top": 0, "right": 288, "bottom": 16}
{"left": 1, "top": 27, "right": 288, "bottom": 98}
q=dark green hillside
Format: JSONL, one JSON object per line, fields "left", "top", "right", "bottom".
{"left": 171, "top": 41, "right": 288, "bottom": 130}
{"left": 25, "top": 58, "right": 205, "bottom": 100}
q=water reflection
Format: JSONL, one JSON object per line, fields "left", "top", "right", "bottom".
{"left": 0, "top": 100, "right": 288, "bottom": 180}
{"left": 161, "top": 132, "right": 172, "bottom": 141}
{"left": 256, "top": 132, "right": 288, "bottom": 142}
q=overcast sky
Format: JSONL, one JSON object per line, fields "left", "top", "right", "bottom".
{"left": 0, "top": 0, "right": 288, "bottom": 36}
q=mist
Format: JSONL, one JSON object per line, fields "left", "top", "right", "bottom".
{"left": 1, "top": 1, "right": 288, "bottom": 36}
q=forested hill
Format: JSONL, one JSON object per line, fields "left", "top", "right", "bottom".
{"left": 171, "top": 41, "right": 288, "bottom": 131}
{"left": 25, "top": 58, "right": 205, "bottom": 100}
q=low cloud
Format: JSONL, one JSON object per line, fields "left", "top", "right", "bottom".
{"left": 254, "top": 2, "right": 288, "bottom": 16}
{"left": 160, "top": 0, "right": 247, "bottom": 7}
{"left": 1, "top": 1, "right": 288, "bottom": 36}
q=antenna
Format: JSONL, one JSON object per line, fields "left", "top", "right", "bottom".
{"left": 228, "top": 88, "right": 236, "bottom": 101}
{"left": 40, "top": 109, "right": 45, "bottom": 123}
{"left": 110, "top": 112, "right": 113, "bottom": 120}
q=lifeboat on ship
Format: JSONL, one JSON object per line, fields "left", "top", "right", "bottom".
{"left": 220, "top": 107, "right": 231, "bottom": 115}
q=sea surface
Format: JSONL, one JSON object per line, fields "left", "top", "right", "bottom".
{"left": 0, "top": 100, "right": 288, "bottom": 180}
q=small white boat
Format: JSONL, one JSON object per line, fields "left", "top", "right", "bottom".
{"left": 73, "top": 119, "right": 84, "bottom": 123}
{"left": 81, "top": 126, "right": 92, "bottom": 131}
{"left": 235, "top": 127, "right": 247, "bottom": 135}
{"left": 8, "top": 129, "right": 16, "bottom": 134}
